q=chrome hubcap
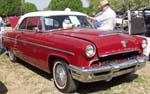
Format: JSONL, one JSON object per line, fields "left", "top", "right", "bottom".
{"left": 55, "top": 63, "right": 67, "bottom": 88}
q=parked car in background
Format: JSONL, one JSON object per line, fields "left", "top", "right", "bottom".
{"left": 115, "top": 11, "right": 125, "bottom": 28}
{"left": 141, "top": 7, "right": 150, "bottom": 35}
{"left": 121, "top": 9, "right": 150, "bottom": 59}
{"left": 2, "top": 10, "right": 147, "bottom": 93}
{"left": 4, "top": 16, "right": 20, "bottom": 28}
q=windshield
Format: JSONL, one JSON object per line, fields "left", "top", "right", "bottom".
{"left": 43, "top": 15, "right": 92, "bottom": 30}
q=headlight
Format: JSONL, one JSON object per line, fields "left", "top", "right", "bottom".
{"left": 142, "top": 39, "right": 147, "bottom": 49}
{"left": 85, "top": 44, "right": 96, "bottom": 58}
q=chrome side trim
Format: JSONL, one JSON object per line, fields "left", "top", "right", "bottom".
{"left": 3, "top": 36, "right": 75, "bottom": 56}
{"left": 69, "top": 56, "right": 147, "bottom": 83}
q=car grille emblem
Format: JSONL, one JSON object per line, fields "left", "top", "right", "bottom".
{"left": 121, "top": 41, "right": 126, "bottom": 48}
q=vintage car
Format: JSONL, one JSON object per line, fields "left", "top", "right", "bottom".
{"left": 2, "top": 10, "right": 147, "bottom": 93}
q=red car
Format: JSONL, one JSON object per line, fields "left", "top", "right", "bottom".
{"left": 2, "top": 10, "right": 147, "bottom": 93}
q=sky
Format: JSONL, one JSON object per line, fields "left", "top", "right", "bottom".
{"left": 25, "top": 0, "right": 89, "bottom": 10}
{"left": 25, "top": 0, "right": 51, "bottom": 10}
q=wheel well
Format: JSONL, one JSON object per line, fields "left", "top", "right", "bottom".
{"left": 48, "top": 56, "right": 68, "bottom": 73}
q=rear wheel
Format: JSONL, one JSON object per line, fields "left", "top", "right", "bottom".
{"left": 53, "top": 60, "right": 78, "bottom": 93}
{"left": 8, "top": 49, "right": 17, "bottom": 62}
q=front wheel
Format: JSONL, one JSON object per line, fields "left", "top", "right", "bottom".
{"left": 53, "top": 60, "right": 78, "bottom": 93}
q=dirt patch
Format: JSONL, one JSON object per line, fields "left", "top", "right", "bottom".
{"left": 0, "top": 53, "right": 150, "bottom": 94}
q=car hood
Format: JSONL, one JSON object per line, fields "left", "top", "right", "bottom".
{"left": 53, "top": 29, "right": 141, "bottom": 57}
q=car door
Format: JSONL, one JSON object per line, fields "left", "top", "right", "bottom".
{"left": 15, "top": 16, "right": 45, "bottom": 67}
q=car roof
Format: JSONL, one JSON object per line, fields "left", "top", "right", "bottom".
{"left": 24, "top": 11, "right": 86, "bottom": 17}
{"left": 17, "top": 10, "right": 86, "bottom": 25}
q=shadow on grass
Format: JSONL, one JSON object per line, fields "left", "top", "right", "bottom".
{"left": 0, "top": 81, "right": 8, "bottom": 94}
{"left": 76, "top": 73, "right": 138, "bottom": 93}
{"left": 17, "top": 60, "right": 53, "bottom": 81}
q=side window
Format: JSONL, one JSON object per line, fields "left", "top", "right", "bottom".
{"left": 18, "top": 17, "right": 42, "bottom": 31}
{"left": 19, "top": 18, "right": 28, "bottom": 30}
{"left": 44, "top": 17, "right": 61, "bottom": 30}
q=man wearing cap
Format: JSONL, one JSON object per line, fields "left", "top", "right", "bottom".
{"left": 87, "top": 0, "right": 116, "bottom": 31}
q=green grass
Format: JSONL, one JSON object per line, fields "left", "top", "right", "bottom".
{"left": 0, "top": 53, "right": 150, "bottom": 94}
{"left": 133, "top": 76, "right": 147, "bottom": 83}
{"left": 0, "top": 52, "right": 9, "bottom": 63}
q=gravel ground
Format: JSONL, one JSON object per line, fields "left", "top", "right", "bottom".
{"left": 0, "top": 53, "right": 150, "bottom": 94}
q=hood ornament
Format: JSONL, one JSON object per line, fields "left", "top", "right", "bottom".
{"left": 121, "top": 41, "right": 127, "bottom": 48}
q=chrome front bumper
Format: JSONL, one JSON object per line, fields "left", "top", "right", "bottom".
{"left": 69, "top": 56, "right": 147, "bottom": 83}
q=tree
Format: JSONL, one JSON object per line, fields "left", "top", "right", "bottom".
{"left": 90, "top": 0, "right": 122, "bottom": 14}
{"left": 89, "top": 0, "right": 150, "bottom": 13}
{"left": 0, "top": 0, "right": 22, "bottom": 16}
{"left": 48, "top": 0, "right": 83, "bottom": 12}
{"left": 130, "top": 0, "right": 149, "bottom": 9}
{"left": 0, "top": 0, "right": 37, "bottom": 16}
{"left": 24, "top": 2, "right": 37, "bottom": 13}
{"left": 109, "top": 0, "right": 124, "bottom": 11}
{"left": 82, "top": 7, "right": 94, "bottom": 16}
{"left": 90, "top": 0, "right": 100, "bottom": 14}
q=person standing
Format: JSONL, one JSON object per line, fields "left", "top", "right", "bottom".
{"left": 87, "top": 0, "right": 116, "bottom": 31}
{"left": 0, "top": 16, "right": 4, "bottom": 53}
{"left": 93, "top": 12, "right": 102, "bottom": 29}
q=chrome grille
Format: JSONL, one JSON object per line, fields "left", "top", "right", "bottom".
{"left": 91, "top": 51, "right": 139, "bottom": 67}
{"left": 99, "top": 51, "right": 139, "bottom": 61}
